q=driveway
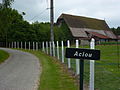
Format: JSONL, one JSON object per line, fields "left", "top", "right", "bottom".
{"left": 0, "top": 48, "right": 41, "bottom": 90}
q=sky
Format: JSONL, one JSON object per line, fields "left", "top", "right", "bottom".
{"left": 1, "top": 0, "right": 120, "bottom": 28}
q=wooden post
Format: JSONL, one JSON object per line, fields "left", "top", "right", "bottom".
{"left": 17, "top": 42, "right": 19, "bottom": 49}
{"left": 57, "top": 41, "right": 60, "bottom": 60}
{"left": 46, "top": 41, "right": 48, "bottom": 54}
{"left": 25, "top": 41, "right": 26, "bottom": 50}
{"left": 61, "top": 41, "right": 64, "bottom": 63}
{"left": 33, "top": 42, "right": 35, "bottom": 51}
{"left": 53, "top": 41, "right": 55, "bottom": 57}
{"left": 29, "top": 41, "right": 30, "bottom": 50}
{"left": 49, "top": 41, "right": 52, "bottom": 56}
{"left": 36, "top": 42, "right": 38, "bottom": 51}
{"left": 76, "top": 40, "right": 80, "bottom": 75}
{"left": 67, "top": 40, "right": 71, "bottom": 68}
{"left": 21, "top": 42, "right": 22, "bottom": 49}
{"left": 14, "top": 42, "right": 16, "bottom": 48}
{"left": 89, "top": 38, "right": 95, "bottom": 90}
{"left": 9, "top": 42, "right": 10, "bottom": 48}
{"left": 12, "top": 42, "right": 13, "bottom": 48}
{"left": 42, "top": 42, "right": 45, "bottom": 52}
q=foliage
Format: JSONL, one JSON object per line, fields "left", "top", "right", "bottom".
{"left": 111, "top": 27, "right": 120, "bottom": 35}
{"left": 2, "top": 0, "right": 14, "bottom": 8}
{"left": 54, "top": 22, "right": 73, "bottom": 41}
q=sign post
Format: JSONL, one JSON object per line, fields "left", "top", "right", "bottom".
{"left": 66, "top": 48, "right": 100, "bottom": 90}
{"left": 80, "top": 59, "right": 84, "bottom": 90}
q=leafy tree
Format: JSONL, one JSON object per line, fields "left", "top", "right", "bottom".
{"left": 2, "top": 0, "right": 14, "bottom": 8}
{"left": 111, "top": 27, "right": 120, "bottom": 35}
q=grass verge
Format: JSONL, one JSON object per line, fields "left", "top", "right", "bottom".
{"left": 0, "top": 50, "right": 9, "bottom": 64}
{"left": 23, "top": 50, "right": 78, "bottom": 90}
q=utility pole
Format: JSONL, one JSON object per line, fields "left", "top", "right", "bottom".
{"left": 50, "top": 0, "right": 54, "bottom": 56}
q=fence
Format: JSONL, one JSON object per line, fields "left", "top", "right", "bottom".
{"left": 0, "top": 40, "right": 93, "bottom": 75}
{"left": 0, "top": 39, "right": 120, "bottom": 89}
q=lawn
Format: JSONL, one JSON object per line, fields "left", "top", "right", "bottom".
{"left": 62, "top": 45, "right": 120, "bottom": 90}
{"left": 22, "top": 45, "right": 120, "bottom": 90}
{"left": 23, "top": 50, "right": 78, "bottom": 90}
{"left": 0, "top": 50, "right": 9, "bottom": 64}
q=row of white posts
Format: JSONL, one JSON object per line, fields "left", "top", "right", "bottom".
{"left": 8, "top": 41, "right": 39, "bottom": 51}
{"left": 7, "top": 39, "right": 95, "bottom": 90}
{"left": 42, "top": 39, "right": 95, "bottom": 90}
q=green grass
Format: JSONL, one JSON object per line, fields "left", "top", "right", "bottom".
{"left": 63, "top": 45, "right": 120, "bottom": 90}
{"left": 22, "top": 50, "right": 78, "bottom": 90}
{"left": 20, "top": 44, "right": 120, "bottom": 90}
{"left": 0, "top": 50, "right": 9, "bottom": 64}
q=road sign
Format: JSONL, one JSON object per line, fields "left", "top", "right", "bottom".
{"left": 66, "top": 48, "right": 100, "bottom": 60}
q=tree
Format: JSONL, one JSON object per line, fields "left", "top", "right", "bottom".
{"left": 2, "top": 0, "right": 14, "bottom": 8}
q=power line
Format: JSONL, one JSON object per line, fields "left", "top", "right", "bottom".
{"left": 30, "top": 8, "right": 49, "bottom": 21}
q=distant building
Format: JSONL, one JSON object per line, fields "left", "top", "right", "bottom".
{"left": 56, "top": 14, "right": 117, "bottom": 44}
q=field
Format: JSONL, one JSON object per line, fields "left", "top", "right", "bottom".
{"left": 62, "top": 45, "right": 120, "bottom": 90}
{"left": 19, "top": 45, "right": 120, "bottom": 90}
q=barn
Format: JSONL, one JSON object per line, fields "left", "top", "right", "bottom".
{"left": 56, "top": 14, "right": 117, "bottom": 45}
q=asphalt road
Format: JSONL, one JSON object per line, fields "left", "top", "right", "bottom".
{"left": 0, "top": 48, "right": 41, "bottom": 90}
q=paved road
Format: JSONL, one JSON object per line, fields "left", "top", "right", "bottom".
{"left": 0, "top": 48, "right": 41, "bottom": 90}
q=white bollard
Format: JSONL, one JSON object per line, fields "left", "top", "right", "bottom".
{"left": 61, "top": 41, "right": 64, "bottom": 63}
{"left": 57, "top": 41, "right": 60, "bottom": 60}
{"left": 53, "top": 41, "right": 55, "bottom": 57}
{"left": 42, "top": 42, "right": 45, "bottom": 52}
{"left": 33, "top": 42, "right": 35, "bottom": 51}
{"left": 46, "top": 41, "right": 48, "bottom": 54}
{"left": 21, "top": 42, "right": 22, "bottom": 49}
{"left": 76, "top": 40, "right": 80, "bottom": 75}
{"left": 49, "top": 41, "right": 52, "bottom": 56}
{"left": 25, "top": 42, "right": 26, "bottom": 50}
{"left": 89, "top": 38, "right": 95, "bottom": 90}
{"left": 67, "top": 40, "right": 71, "bottom": 68}
{"left": 29, "top": 41, "right": 30, "bottom": 50}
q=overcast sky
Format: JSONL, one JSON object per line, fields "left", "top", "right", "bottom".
{"left": 1, "top": 0, "right": 120, "bottom": 27}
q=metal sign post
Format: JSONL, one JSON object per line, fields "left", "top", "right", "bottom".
{"left": 65, "top": 47, "right": 100, "bottom": 90}
{"left": 80, "top": 59, "right": 84, "bottom": 90}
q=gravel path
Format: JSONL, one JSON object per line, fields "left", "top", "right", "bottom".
{"left": 0, "top": 48, "right": 41, "bottom": 90}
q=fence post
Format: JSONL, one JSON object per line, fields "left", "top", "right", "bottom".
{"left": 57, "top": 41, "right": 60, "bottom": 60}
{"left": 42, "top": 42, "right": 45, "bottom": 52}
{"left": 49, "top": 41, "right": 52, "bottom": 56}
{"left": 29, "top": 41, "right": 30, "bottom": 50}
{"left": 21, "top": 42, "right": 22, "bottom": 49}
{"left": 76, "top": 40, "right": 80, "bottom": 75}
{"left": 89, "top": 38, "right": 95, "bottom": 90}
{"left": 11, "top": 42, "right": 13, "bottom": 48}
{"left": 61, "top": 41, "right": 64, "bottom": 63}
{"left": 17, "top": 42, "right": 19, "bottom": 49}
{"left": 33, "top": 42, "right": 35, "bottom": 51}
{"left": 8, "top": 42, "right": 10, "bottom": 48}
{"left": 25, "top": 41, "right": 26, "bottom": 50}
{"left": 53, "top": 41, "right": 55, "bottom": 57}
{"left": 67, "top": 40, "right": 71, "bottom": 68}
{"left": 36, "top": 42, "right": 38, "bottom": 51}
{"left": 46, "top": 41, "right": 48, "bottom": 54}
{"left": 14, "top": 42, "right": 16, "bottom": 48}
